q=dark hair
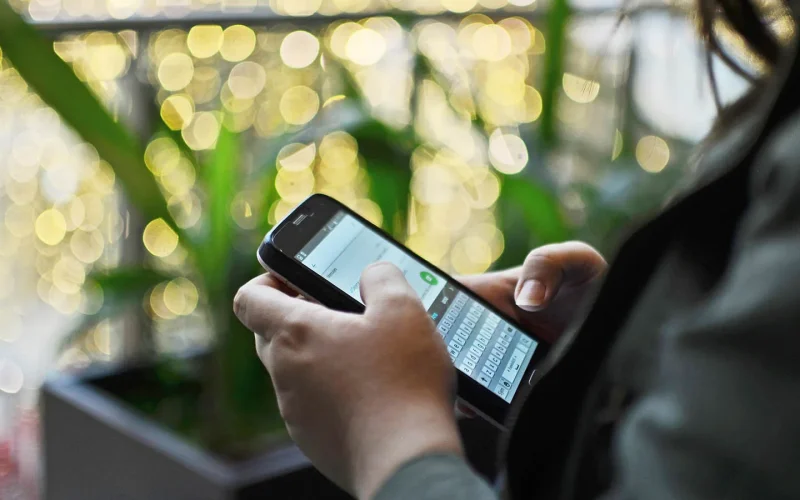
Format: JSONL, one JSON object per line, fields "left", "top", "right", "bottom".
{"left": 698, "top": 0, "right": 796, "bottom": 112}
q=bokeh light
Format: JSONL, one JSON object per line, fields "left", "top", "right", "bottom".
{"left": 228, "top": 61, "right": 266, "bottom": 99}
{"left": 143, "top": 219, "right": 179, "bottom": 257}
{"left": 163, "top": 278, "right": 199, "bottom": 316}
{"left": 158, "top": 53, "right": 194, "bottom": 92}
{"left": 35, "top": 209, "right": 67, "bottom": 246}
{"left": 0, "top": 360, "right": 24, "bottom": 394}
{"left": 160, "top": 94, "right": 195, "bottom": 130}
{"left": 182, "top": 111, "right": 220, "bottom": 150}
{"left": 489, "top": 130, "right": 529, "bottom": 174}
{"left": 346, "top": 28, "right": 387, "bottom": 65}
{"left": 278, "top": 143, "right": 317, "bottom": 171}
{"left": 451, "top": 235, "right": 492, "bottom": 274}
{"left": 473, "top": 24, "right": 512, "bottom": 61}
{"left": 279, "top": 86, "right": 320, "bottom": 125}
{"left": 636, "top": 136, "right": 671, "bottom": 173}
{"left": 563, "top": 73, "right": 600, "bottom": 104}
{"left": 276, "top": 167, "right": 316, "bottom": 202}
{"left": 84, "top": 32, "right": 129, "bottom": 81}
{"left": 281, "top": 31, "right": 321, "bottom": 68}
{"left": 52, "top": 256, "right": 86, "bottom": 295}
{"left": 187, "top": 25, "right": 223, "bottom": 59}
{"left": 444, "top": 0, "right": 478, "bottom": 13}
{"left": 221, "top": 25, "right": 257, "bottom": 62}
{"left": 275, "top": 0, "right": 323, "bottom": 16}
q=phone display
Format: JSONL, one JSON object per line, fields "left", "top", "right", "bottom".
{"left": 293, "top": 210, "right": 539, "bottom": 403}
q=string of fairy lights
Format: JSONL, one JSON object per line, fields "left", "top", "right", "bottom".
{"left": 0, "top": 1, "right": 677, "bottom": 379}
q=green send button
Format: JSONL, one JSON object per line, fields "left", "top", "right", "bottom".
{"left": 420, "top": 271, "right": 438, "bottom": 285}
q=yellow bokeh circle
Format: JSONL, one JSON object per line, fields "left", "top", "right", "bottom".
{"left": 279, "top": 86, "right": 320, "bottom": 125}
{"left": 143, "top": 219, "right": 179, "bottom": 257}
{"left": 35, "top": 209, "right": 67, "bottom": 246}
{"left": 636, "top": 136, "right": 670, "bottom": 173}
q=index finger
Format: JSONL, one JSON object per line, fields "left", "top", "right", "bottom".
{"left": 359, "top": 262, "right": 420, "bottom": 317}
{"left": 234, "top": 274, "right": 325, "bottom": 338}
{"left": 242, "top": 272, "right": 298, "bottom": 296}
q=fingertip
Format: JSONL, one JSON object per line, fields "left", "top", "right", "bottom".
{"left": 360, "top": 261, "right": 418, "bottom": 308}
{"left": 515, "top": 279, "right": 548, "bottom": 311}
{"left": 360, "top": 261, "right": 405, "bottom": 293}
{"left": 362, "top": 261, "right": 402, "bottom": 279}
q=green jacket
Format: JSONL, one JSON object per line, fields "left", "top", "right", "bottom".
{"left": 376, "top": 30, "right": 800, "bottom": 500}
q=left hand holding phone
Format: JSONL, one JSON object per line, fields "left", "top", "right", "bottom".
{"left": 234, "top": 262, "right": 463, "bottom": 499}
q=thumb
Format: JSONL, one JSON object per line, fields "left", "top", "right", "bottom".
{"left": 359, "top": 262, "right": 419, "bottom": 316}
{"left": 514, "top": 242, "right": 606, "bottom": 312}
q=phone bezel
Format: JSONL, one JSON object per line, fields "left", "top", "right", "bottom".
{"left": 257, "top": 193, "right": 550, "bottom": 427}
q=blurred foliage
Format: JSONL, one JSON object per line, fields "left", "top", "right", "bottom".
{"left": 0, "top": 0, "right": 690, "bottom": 457}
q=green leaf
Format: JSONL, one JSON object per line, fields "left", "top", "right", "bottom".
{"left": 200, "top": 126, "right": 238, "bottom": 296}
{"left": 0, "top": 3, "right": 183, "bottom": 238}
{"left": 351, "top": 120, "right": 414, "bottom": 238}
{"left": 255, "top": 168, "right": 278, "bottom": 239}
{"left": 159, "top": 124, "right": 202, "bottom": 175}
{"left": 364, "top": 159, "right": 411, "bottom": 238}
{"left": 500, "top": 175, "right": 570, "bottom": 244}
{"left": 59, "top": 268, "right": 175, "bottom": 351}
{"left": 540, "top": 0, "right": 571, "bottom": 148}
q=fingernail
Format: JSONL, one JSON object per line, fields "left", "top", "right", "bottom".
{"left": 516, "top": 279, "right": 546, "bottom": 310}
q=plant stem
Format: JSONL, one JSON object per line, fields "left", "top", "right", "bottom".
{"left": 540, "top": 0, "right": 572, "bottom": 149}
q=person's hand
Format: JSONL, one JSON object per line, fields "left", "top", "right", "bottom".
{"left": 459, "top": 242, "right": 607, "bottom": 345}
{"left": 234, "top": 263, "right": 462, "bottom": 499}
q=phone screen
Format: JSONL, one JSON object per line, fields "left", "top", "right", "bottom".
{"left": 293, "top": 210, "right": 539, "bottom": 403}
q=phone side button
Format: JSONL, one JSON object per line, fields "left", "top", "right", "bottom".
{"left": 528, "top": 369, "right": 537, "bottom": 385}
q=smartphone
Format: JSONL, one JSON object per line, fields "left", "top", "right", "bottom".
{"left": 257, "top": 194, "right": 549, "bottom": 428}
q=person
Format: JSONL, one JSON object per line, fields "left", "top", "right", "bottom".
{"left": 233, "top": 0, "right": 800, "bottom": 497}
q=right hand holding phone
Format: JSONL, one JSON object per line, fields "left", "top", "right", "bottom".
{"left": 234, "top": 262, "right": 461, "bottom": 499}
{"left": 458, "top": 241, "right": 607, "bottom": 345}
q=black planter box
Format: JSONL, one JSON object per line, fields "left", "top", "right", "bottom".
{"left": 42, "top": 358, "right": 500, "bottom": 500}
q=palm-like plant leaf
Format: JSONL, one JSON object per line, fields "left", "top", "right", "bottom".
{"left": 200, "top": 126, "right": 238, "bottom": 299}
{"left": 0, "top": 2, "right": 185, "bottom": 242}
{"left": 501, "top": 175, "right": 570, "bottom": 243}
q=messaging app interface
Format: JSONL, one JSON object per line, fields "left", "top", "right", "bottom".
{"left": 296, "top": 211, "right": 538, "bottom": 402}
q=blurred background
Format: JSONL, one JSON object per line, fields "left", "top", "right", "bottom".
{"left": 0, "top": 0, "right": 756, "bottom": 496}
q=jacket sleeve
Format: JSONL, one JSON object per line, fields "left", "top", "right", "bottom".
{"left": 373, "top": 454, "right": 497, "bottom": 500}
{"left": 608, "top": 114, "right": 800, "bottom": 500}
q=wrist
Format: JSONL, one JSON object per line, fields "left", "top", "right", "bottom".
{"left": 348, "top": 399, "right": 463, "bottom": 499}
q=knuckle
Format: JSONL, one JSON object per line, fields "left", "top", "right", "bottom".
{"left": 524, "top": 251, "right": 559, "bottom": 274}
{"left": 283, "top": 308, "right": 311, "bottom": 333}
{"left": 272, "top": 310, "right": 315, "bottom": 352}
{"left": 233, "top": 287, "right": 247, "bottom": 317}
{"left": 525, "top": 248, "right": 557, "bottom": 265}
